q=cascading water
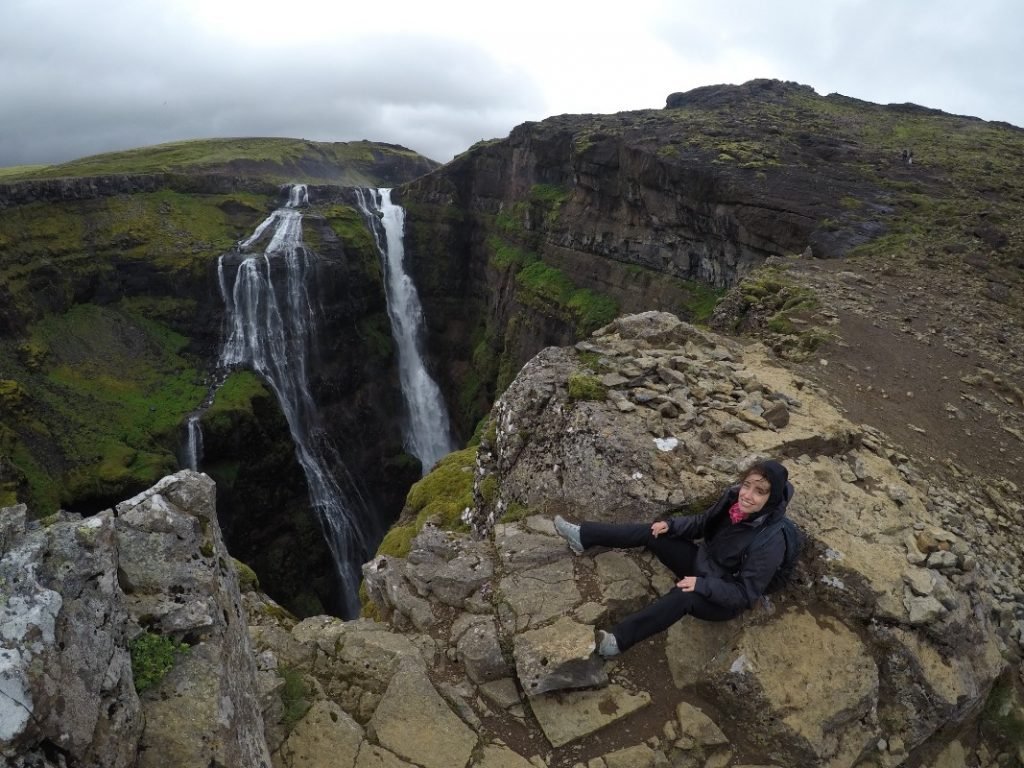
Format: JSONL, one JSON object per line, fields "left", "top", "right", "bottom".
{"left": 356, "top": 188, "right": 456, "bottom": 474}
{"left": 182, "top": 413, "right": 203, "bottom": 471}
{"left": 217, "top": 183, "right": 371, "bottom": 617}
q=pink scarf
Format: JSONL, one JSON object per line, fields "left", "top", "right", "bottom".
{"left": 728, "top": 501, "right": 747, "bottom": 525}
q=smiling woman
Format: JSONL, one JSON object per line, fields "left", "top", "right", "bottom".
{"left": 553, "top": 459, "right": 795, "bottom": 657}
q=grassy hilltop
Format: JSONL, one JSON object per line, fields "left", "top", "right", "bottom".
{"left": 0, "top": 136, "right": 437, "bottom": 185}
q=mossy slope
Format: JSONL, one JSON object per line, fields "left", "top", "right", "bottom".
{"left": 1, "top": 137, "right": 438, "bottom": 185}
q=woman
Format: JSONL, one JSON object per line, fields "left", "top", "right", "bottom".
{"left": 553, "top": 459, "right": 793, "bottom": 657}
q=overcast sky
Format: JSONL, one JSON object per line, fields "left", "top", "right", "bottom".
{"left": 1, "top": 0, "right": 1020, "bottom": 168}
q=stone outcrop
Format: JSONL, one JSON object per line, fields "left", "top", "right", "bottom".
{"left": 4, "top": 313, "right": 1022, "bottom": 767}
{"left": 361, "top": 312, "right": 1014, "bottom": 767}
{"left": 1, "top": 471, "right": 270, "bottom": 768}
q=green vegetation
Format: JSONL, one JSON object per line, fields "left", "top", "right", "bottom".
{"left": 567, "top": 372, "right": 607, "bottom": 402}
{"left": 499, "top": 501, "right": 532, "bottom": 523}
{"left": 130, "top": 631, "right": 188, "bottom": 693}
{"left": 0, "top": 302, "right": 206, "bottom": 512}
{"left": 232, "top": 558, "right": 260, "bottom": 593}
{"left": 730, "top": 266, "right": 830, "bottom": 359}
{"left": 515, "top": 261, "right": 619, "bottom": 334}
{"left": 0, "top": 138, "right": 430, "bottom": 184}
{"left": 279, "top": 666, "right": 312, "bottom": 731}
{"left": 375, "top": 447, "right": 476, "bottom": 558}
{"left": 0, "top": 190, "right": 272, "bottom": 323}
{"left": 318, "top": 204, "right": 380, "bottom": 277}
{"left": 981, "top": 675, "right": 1024, "bottom": 757}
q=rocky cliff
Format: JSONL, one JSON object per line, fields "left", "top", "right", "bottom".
{"left": 394, "top": 79, "right": 1024, "bottom": 458}
{"left": 5, "top": 313, "right": 1022, "bottom": 767}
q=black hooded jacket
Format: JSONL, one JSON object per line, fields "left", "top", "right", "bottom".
{"left": 666, "top": 463, "right": 794, "bottom": 610}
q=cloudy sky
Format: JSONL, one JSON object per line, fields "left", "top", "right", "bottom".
{"left": 1, "top": 0, "right": 1020, "bottom": 167}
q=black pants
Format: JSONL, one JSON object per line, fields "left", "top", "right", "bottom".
{"left": 580, "top": 521, "right": 741, "bottom": 652}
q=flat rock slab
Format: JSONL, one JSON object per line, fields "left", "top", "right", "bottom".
{"left": 513, "top": 616, "right": 606, "bottom": 696}
{"left": 278, "top": 699, "right": 364, "bottom": 768}
{"left": 529, "top": 684, "right": 651, "bottom": 747}
{"left": 498, "top": 560, "right": 581, "bottom": 631}
{"left": 369, "top": 661, "right": 477, "bottom": 768}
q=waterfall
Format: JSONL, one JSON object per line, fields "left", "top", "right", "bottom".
{"left": 217, "top": 183, "right": 370, "bottom": 618}
{"left": 183, "top": 413, "right": 203, "bottom": 471}
{"left": 356, "top": 188, "right": 456, "bottom": 474}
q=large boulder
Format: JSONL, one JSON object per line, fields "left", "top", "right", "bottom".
{"left": 1, "top": 470, "right": 271, "bottom": 768}
{"left": 0, "top": 506, "right": 142, "bottom": 768}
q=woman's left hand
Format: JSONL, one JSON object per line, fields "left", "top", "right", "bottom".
{"left": 677, "top": 576, "right": 698, "bottom": 592}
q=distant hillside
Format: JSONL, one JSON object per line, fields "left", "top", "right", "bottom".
{"left": 0, "top": 137, "right": 438, "bottom": 185}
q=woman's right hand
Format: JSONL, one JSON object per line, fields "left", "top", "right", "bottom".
{"left": 651, "top": 520, "right": 669, "bottom": 537}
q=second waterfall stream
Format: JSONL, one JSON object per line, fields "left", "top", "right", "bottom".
{"left": 356, "top": 187, "right": 456, "bottom": 473}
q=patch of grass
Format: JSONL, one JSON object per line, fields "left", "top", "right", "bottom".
{"left": 279, "top": 666, "right": 312, "bottom": 731}
{"left": 1, "top": 138, "right": 429, "bottom": 184}
{"left": 130, "top": 631, "right": 188, "bottom": 693}
{"left": 488, "top": 236, "right": 537, "bottom": 269}
{"left": 567, "top": 372, "right": 607, "bottom": 402}
{"left": 404, "top": 447, "right": 476, "bottom": 530}
{"left": 374, "top": 447, "right": 478, "bottom": 558}
{"left": 981, "top": 675, "right": 1024, "bottom": 756}
{"left": 319, "top": 204, "right": 380, "bottom": 278}
{"left": 2, "top": 302, "right": 207, "bottom": 511}
{"left": 515, "top": 261, "right": 619, "bottom": 335}
{"left": 376, "top": 523, "right": 416, "bottom": 558}
{"left": 355, "top": 313, "right": 394, "bottom": 363}
{"left": 499, "top": 501, "right": 531, "bottom": 523}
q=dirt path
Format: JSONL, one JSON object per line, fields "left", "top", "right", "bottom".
{"left": 784, "top": 254, "right": 1024, "bottom": 487}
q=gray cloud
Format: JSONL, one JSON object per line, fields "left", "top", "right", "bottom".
{"left": 0, "top": 2, "right": 543, "bottom": 166}
{"left": 2, "top": 0, "right": 1020, "bottom": 170}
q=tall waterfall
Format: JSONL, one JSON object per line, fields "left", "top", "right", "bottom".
{"left": 356, "top": 188, "right": 456, "bottom": 474}
{"left": 217, "top": 183, "right": 370, "bottom": 617}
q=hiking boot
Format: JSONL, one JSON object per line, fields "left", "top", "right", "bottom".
{"left": 596, "top": 629, "right": 620, "bottom": 658}
{"left": 553, "top": 515, "right": 583, "bottom": 555}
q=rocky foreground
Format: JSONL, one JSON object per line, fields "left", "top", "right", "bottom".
{"left": 3, "top": 313, "right": 1023, "bottom": 767}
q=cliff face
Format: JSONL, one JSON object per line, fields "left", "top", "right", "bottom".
{"left": 396, "top": 78, "right": 1024, "bottom": 440}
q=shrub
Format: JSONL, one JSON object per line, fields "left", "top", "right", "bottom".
{"left": 130, "top": 631, "right": 188, "bottom": 693}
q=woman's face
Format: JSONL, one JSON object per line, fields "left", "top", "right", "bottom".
{"left": 738, "top": 472, "right": 772, "bottom": 515}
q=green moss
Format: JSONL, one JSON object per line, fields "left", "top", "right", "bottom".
{"left": 499, "top": 501, "right": 531, "bottom": 523}
{"left": 321, "top": 204, "right": 380, "bottom": 278}
{"left": 130, "top": 631, "right": 188, "bottom": 693}
{"left": 279, "top": 666, "right": 312, "bottom": 731}
{"left": 0, "top": 302, "right": 207, "bottom": 512}
{"left": 567, "top": 373, "right": 607, "bottom": 402}
{"left": 358, "top": 581, "right": 382, "bottom": 621}
{"left": 405, "top": 447, "right": 476, "bottom": 530}
{"left": 376, "top": 523, "right": 416, "bottom": 558}
{"left": 488, "top": 236, "right": 537, "bottom": 269}
{"left": 203, "top": 371, "right": 270, "bottom": 437}
{"left": 515, "top": 261, "right": 619, "bottom": 335}
{"left": 233, "top": 558, "right": 260, "bottom": 592}
{"left": 376, "top": 447, "right": 478, "bottom": 558}
{"left": 355, "top": 313, "right": 394, "bottom": 363}
{"left": 478, "top": 474, "right": 499, "bottom": 505}
{"left": 2, "top": 138, "right": 425, "bottom": 184}
{"left": 981, "top": 675, "right": 1024, "bottom": 755}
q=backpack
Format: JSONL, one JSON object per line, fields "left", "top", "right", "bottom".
{"left": 746, "top": 517, "right": 804, "bottom": 594}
